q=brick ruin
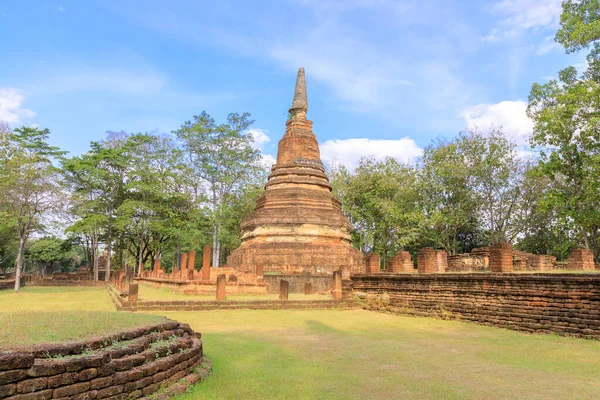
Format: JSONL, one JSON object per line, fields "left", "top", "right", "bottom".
{"left": 226, "top": 67, "right": 364, "bottom": 275}
{"left": 566, "top": 248, "right": 595, "bottom": 271}
{"left": 353, "top": 273, "right": 600, "bottom": 340}
{"left": 0, "top": 320, "right": 210, "bottom": 400}
{"left": 385, "top": 251, "right": 413, "bottom": 273}
{"left": 447, "top": 247, "right": 489, "bottom": 272}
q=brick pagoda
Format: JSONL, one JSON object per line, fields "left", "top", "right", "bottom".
{"left": 227, "top": 67, "right": 363, "bottom": 274}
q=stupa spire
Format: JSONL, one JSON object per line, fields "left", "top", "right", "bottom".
{"left": 289, "top": 67, "right": 308, "bottom": 113}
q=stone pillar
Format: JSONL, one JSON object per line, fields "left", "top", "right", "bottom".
{"left": 279, "top": 280, "right": 289, "bottom": 300}
{"left": 332, "top": 270, "right": 342, "bottom": 300}
{"left": 129, "top": 284, "right": 139, "bottom": 303}
{"left": 188, "top": 269, "right": 195, "bottom": 281}
{"left": 187, "top": 250, "right": 196, "bottom": 272}
{"left": 180, "top": 252, "right": 188, "bottom": 272}
{"left": 304, "top": 282, "right": 313, "bottom": 295}
{"left": 417, "top": 248, "right": 436, "bottom": 274}
{"left": 216, "top": 274, "right": 226, "bottom": 300}
{"left": 567, "top": 248, "right": 595, "bottom": 270}
{"left": 202, "top": 245, "right": 211, "bottom": 281}
{"left": 365, "top": 254, "right": 381, "bottom": 273}
{"left": 490, "top": 242, "right": 513, "bottom": 273}
{"left": 434, "top": 250, "right": 448, "bottom": 272}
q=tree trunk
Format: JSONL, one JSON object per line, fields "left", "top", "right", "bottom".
{"left": 105, "top": 237, "right": 112, "bottom": 281}
{"left": 93, "top": 235, "right": 99, "bottom": 281}
{"left": 212, "top": 225, "right": 218, "bottom": 268}
{"left": 13, "top": 236, "right": 26, "bottom": 292}
{"left": 137, "top": 236, "right": 143, "bottom": 276}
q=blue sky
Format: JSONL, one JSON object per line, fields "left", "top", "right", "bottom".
{"left": 0, "top": 0, "right": 585, "bottom": 167}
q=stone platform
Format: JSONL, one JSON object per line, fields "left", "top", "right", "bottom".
{"left": 0, "top": 319, "right": 210, "bottom": 399}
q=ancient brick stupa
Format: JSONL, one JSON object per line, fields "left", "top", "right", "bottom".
{"left": 227, "top": 67, "right": 364, "bottom": 274}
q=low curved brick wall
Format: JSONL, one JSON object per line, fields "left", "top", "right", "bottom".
{"left": 0, "top": 320, "right": 210, "bottom": 399}
{"left": 352, "top": 273, "right": 600, "bottom": 339}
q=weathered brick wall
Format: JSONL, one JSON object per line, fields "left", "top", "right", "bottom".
{"left": 263, "top": 274, "right": 333, "bottom": 294}
{"left": 0, "top": 280, "right": 14, "bottom": 291}
{"left": 135, "top": 277, "right": 267, "bottom": 295}
{"left": 352, "top": 273, "right": 600, "bottom": 339}
{"left": 0, "top": 320, "right": 210, "bottom": 400}
{"left": 447, "top": 247, "right": 489, "bottom": 272}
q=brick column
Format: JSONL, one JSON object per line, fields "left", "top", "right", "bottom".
{"left": 279, "top": 280, "right": 289, "bottom": 300}
{"left": 417, "top": 248, "right": 436, "bottom": 274}
{"left": 304, "top": 282, "right": 313, "bottom": 295}
{"left": 567, "top": 248, "right": 595, "bottom": 271}
{"left": 490, "top": 242, "right": 513, "bottom": 273}
{"left": 365, "top": 254, "right": 381, "bottom": 273}
{"left": 187, "top": 250, "right": 196, "bottom": 273}
{"left": 434, "top": 250, "right": 448, "bottom": 272}
{"left": 180, "top": 252, "right": 188, "bottom": 272}
{"left": 128, "top": 284, "right": 139, "bottom": 303}
{"left": 216, "top": 274, "right": 226, "bottom": 300}
{"left": 386, "top": 251, "right": 413, "bottom": 272}
{"left": 332, "top": 270, "right": 342, "bottom": 300}
{"left": 202, "top": 245, "right": 211, "bottom": 281}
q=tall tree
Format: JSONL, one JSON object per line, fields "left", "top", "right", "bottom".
{"left": 419, "top": 139, "right": 479, "bottom": 254}
{"left": 526, "top": 0, "right": 600, "bottom": 260}
{"left": 174, "top": 111, "right": 262, "bottom": 267}
{"left": 0, "top": 126, "right": 65, "bottom": 291}
{"left": 333, "top": 158, "right": 421, "bottom": 267}
{"left": 459, "top": 128, "right": 526, "bottom": 244}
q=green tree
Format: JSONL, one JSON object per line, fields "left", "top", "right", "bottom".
{"left": 174, "top": 111, "right": 262, "bottom": 267}
{"left": 459, "top": 128, "right": 526, "bottom": 244}
{"left": 333, "top": 158, "right": 421, "bottom": 268}
{"left": 0, "top": 126, "right": 66, "bottom": 291}
{"left": 526, "top": 0, "right": 600, "bottom": 260}
{"left": 419, "top": 139, "right": 479, "bottom": 254}
{"left": 27, "top": 236, "right": 83, "bottom": 275}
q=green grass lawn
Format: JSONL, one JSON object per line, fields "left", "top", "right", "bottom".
{"left": 138, "top": 283, "right": 329, "bottom": 302}
{"left": 1, "top": 286, "right": 600, "bottom": 399}
{"left": 160, "top": 309, "right": 600, "bottom": 400}
{"left": 0, "top": 287, "right": 166, "bottom": 349}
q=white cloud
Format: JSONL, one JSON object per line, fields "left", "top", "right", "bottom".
{"left": 56, "top": 5, "right": 65, "bottom": 13}
{"left": 319, "top": 138, "right": 423, "bottom": 169}
{"left": 459, "top": 100, "right": 533, "bottom": 145}
{"left": 536, "top": 35, "right": 560, "bottom": 55}
{"left": 484, "top": 0, "right": 562, "bottom": 41}
{"left": 260, "top": 153, "right": 276, "bottom": 169}
{"left": 248, "top": 128, "right": 270, "bottom": 149}
{"left": 0, "top": 89, "right": 35, "bottom": 124}
{"left": 247, "top": 128, "right": 275, "bottom": 168}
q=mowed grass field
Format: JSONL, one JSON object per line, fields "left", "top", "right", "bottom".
{"left": 0, "top": 286, "right": 599, "bottom": 399}
{"left": 0, "top": 286, "right": 166, "bottom": 349}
